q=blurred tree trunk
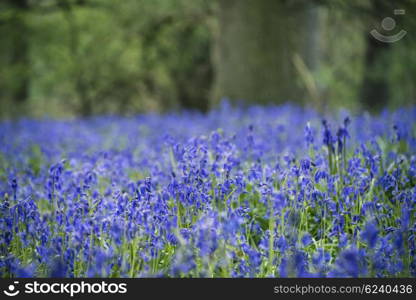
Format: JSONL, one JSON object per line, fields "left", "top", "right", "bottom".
{"left": 59, "top": 0, "right": 93, "bottom": 116}
{"left": 9, "top": 0, "right": 30, "bottom": 111}
{"left": 212, "top": 0, "right": 318, "bottom": 106}
{"left": 173, "top": 24, "right": 212, "bottom": 112}
{"left": 304, "top": 5, "right": 321, "bottom": 73}
{"left": 360, "top": 35, "right": 390, "bottom": 111}
{"left": 360, "top": 0, "right": 392, "bottom": 111}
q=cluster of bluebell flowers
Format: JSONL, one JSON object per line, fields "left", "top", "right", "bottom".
{"left": 0, "top": 103, "right": 415, "bottom": 278}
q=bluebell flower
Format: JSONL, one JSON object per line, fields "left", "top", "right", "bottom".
{"left": 304, "top": 122, "right": 314, "bottom": 147}
{"left": 361, "top": 221, "right": 379, "bottom": 248}
{"left": 49, "top": 259, "right": 68, "bottom": 277}
{"left": 322, "top": 119, "right": 334, "bottom": 152}
{"left": 301, "top": 233, "right": 313, "bottom": 247}
{"left": 330, "top": 248, "right": 367, "bottom": 277}
{"left": 279, "top": 257, "right": 288, "bottom": 278}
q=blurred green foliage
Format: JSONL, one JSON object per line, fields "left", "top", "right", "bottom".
{"left": 0, "top": 0, "right": 415, "bottom": 119}
{"left": 0, "top": 0, "right": 214, "bottom": 118}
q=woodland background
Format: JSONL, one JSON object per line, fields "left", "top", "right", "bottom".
{"left": 1, "top": 0, "right": 415, "bottom": 119}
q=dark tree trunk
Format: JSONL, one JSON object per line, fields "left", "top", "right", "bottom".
{"left": 212, "top": 0, "right": 317, "bottom": 106}
{"left": 360, "top": 0, "right": 401, "bottom": 111}
{"left": 174, "top": 25, "right": 212, "bottom": 113}
{"left": 360, "top": 35, "right": 390, "bottom": 111}
{"left": 10, "top": 0, "right": 30, "bottom": 106}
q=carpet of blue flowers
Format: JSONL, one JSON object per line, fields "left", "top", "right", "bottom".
{"left": 1, "top": 104, "right": 415, "bottom": 277}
